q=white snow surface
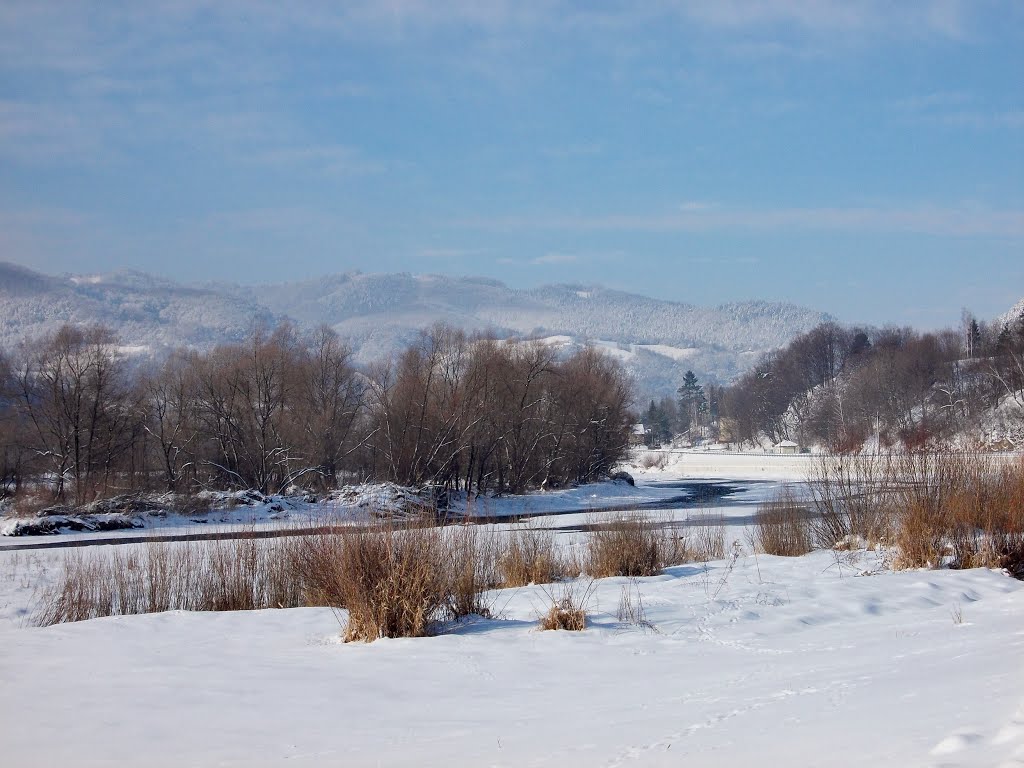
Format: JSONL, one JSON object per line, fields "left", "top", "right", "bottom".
{"left": 1, "top": 542, "right": 1023, "bottom": 766}
{"left": 2, "top": 457, "right": 1023, "bottom": 766}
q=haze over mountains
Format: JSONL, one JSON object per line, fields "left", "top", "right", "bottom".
{"left": 0, "top": 262, "right": 833, "bottom": 398}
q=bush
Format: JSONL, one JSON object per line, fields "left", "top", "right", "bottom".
{"left": 586, "top": 512, "right": 687, "bottom": 578}
{"left": 807, "top": 452, "right": 894, "bottom": 548}
{"left": 639, "top": 452, "right": 667, "bottom": 470}
{"left": 537, "top": 580, "right": 593, "bottom": 632}
{"left": 754, "top": 488, "right": 813, "bottom": 557}
{"left": 499, "top": 523, "right": 572, "bottom": 587}
{"left": 332, "top": 525, "right": 453, "bottom": 641}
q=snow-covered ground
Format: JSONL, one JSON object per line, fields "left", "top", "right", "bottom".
{"left": 1, "top": 544, "right": 1022, "bottom": 767}
{"left": 2, "top": 456, "right": 1022, "bottom": 767}
{"left": 626, "top": 448, "right": 817, "bottom": 481}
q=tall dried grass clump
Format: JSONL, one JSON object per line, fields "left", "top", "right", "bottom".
{"left": 586, "top": 512, "right": 687, "bottom": 578}
{"left": 946, "top": 455, "right": 1024, "bottom": 576}
{"left": 754, "top": 488, "right": 813, "bottom": 557}
{"left": 537, "top": 579, "right": 594, "bottom": 631}
{"left": 39, "top": 521, "right": 504, "bottom": 639}
{"left": 447, "top": 524, "right": 500, "bottom": 620}
{"left": 499, "top": 523, "right": 572, "bottom": 587}
{"left": 330, "top": 525, "right": 452, "bottom": 641}
{"left": 687, "top": 513, "right": 727, "bottom": 562}
{"left": 292, "top": 522, "right": 501, "bottom": 641}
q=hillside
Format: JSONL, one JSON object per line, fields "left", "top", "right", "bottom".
{"left": 0, "top": 263, "right": 832, "bottom": 397}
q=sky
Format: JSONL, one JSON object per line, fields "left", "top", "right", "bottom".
{"left": 1, "top": 1, "right": 1022, "bottom": 328}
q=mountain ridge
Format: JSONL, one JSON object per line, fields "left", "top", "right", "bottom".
{"left": 0, "top": 262, "right": 833, "bottom": 398}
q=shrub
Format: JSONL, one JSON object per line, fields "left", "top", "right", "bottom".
{"left": 499, "top": 523, "right": 571, "bottom": 587}
{"left": 806, "top": 452, "right": 894, "bottom": 549}
{"left": 892, "top": 498, "right": 948, "bottom": 569}
{"left": 537, "top": 579, "right": 594, "bottom": 632}
{"left": 754, "top": 488, "right": 813, "bottom": 557}
{"left": 586, "top": 512, "right": 687, "bottom": 578}
{"left": 639, "top": 452, "right": 668, "bottom": 470}
{"left": 329, "top": 524, "right": 454, "bottom": 642}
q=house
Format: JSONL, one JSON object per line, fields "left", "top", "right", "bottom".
{"left": 630, "top": 423, "right": 650, "bottom": 446}
{"left": 774, "top": 439, "right": 800, "bottom": 455}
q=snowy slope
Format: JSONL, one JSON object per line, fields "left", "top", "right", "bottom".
{"left": 0, "top": 262, "right": 276, "bottom": 353}
{"left": 998, "top": 296, "right": 1024, "bottom": 330}
{"left": 0, "top": 263, "right": 831, "bottom": 394}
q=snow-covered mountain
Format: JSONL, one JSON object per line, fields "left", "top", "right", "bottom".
{"left": 998, "top": 297, "right": 1024, "bottom": 331}
{"left": 0, "top": 263, "right": 832, "bottom": 398}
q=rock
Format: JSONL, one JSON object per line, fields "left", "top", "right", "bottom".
{"left": 610, "top": 470, "right": 635, "bottom": 486}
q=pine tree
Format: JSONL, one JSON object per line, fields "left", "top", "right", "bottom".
{"left": 677, "top": 370, "right": 707, "bottom": 438}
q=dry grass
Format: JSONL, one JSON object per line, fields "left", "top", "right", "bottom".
{"left": 447, "top": 524, "right": 500, "bottom": 620}
{"left": 616, "top": 578, "right": 655, "bottom": 631}
{"left": 754, "top": 488, "right": 813, "bottom": 557}
{"left": 687, "top": 513, "right": 726, "bottom": 562}
{"left": 639, "top": 451, "right": 668, "bottom": 470}
{"left": 36, "top": 536, "right": 303, "bottom": 626}
{"left": 586, "top": 512, "right": 688, "bottom": 578}
{"left": 331, "top": 525, "right": 453, "bottom": 641}
{"left": 537, "top": 579, "right": 594, "bottom": 631}
{"left": 499, "top": 523, "right": 572, "bottom": 587}
{"left": 806, "top": 450, "right": 1024, "bottom": 576}
{"left": 892, "top": 498, "right": 949, "bottom": 569}
{"left": 807, "top": 452, "right": 894, "bottom": 549}
{"left": 37, "top": 520, "right": 506, "bottom": 639}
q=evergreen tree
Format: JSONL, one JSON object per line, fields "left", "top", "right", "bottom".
{"left": 677, "top": 370, "right": 707, "bottom": 437}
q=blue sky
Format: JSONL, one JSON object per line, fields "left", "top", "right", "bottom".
{"left": 1, "top": 1, "right": 1021, "bottom": 327}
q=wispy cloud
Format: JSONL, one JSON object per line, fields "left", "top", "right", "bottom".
{"left": 893, "top": 91, "right": 1023, "bottom": 129}
{"left": 460, "top": 204, "right": 1024, "bottom": 238}
{"left": 416, "top": 247, "right": 488, "bottom": 259}
{"left": 531, "top": 251, "right": 579, "bottom": 265}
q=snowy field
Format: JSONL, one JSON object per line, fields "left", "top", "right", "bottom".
{"left": 2, "top": 456, "right": 1023, "bottom": 767}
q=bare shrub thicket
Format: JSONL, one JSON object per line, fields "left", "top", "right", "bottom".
{"left": 586, "top": 512, "right": 688, "bottom": 578}
{"left": 806, "top": 450, "right": 1024, "bottom": 576}
{"left": 807, "top": 452, "right": 895, "bottom": 548}
{"left": 754, "top": 487, "right": 813, "bottom": 556}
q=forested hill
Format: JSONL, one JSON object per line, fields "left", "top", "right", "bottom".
{"left": 0, "top": 263, "right": 832, "bottom": 397}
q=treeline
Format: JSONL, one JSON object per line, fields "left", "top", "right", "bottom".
{"left": 641, "top": 370, "right": 723, "bottom": 447}
{"left": 720, "top": 312, "right": 1024, "bottom": 451}
{"left": 0, "top": 323, "right": 633, "bottom": 504}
